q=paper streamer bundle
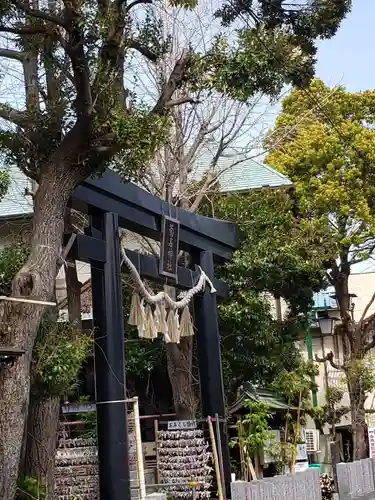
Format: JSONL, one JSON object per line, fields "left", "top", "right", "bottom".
{"left": 155, "top": 302, "right": 170, "bottom": 342}
{"left": 128, "top": 293, "right": 142, "bottom": 326}
{"left": 122, "top": 245, "right": 214, "bottom": 344}
{"left": 180, "top": 306, "right": 194, "bottom": 338}
{"left": 144, "top": 304, "right": 158, "bottom": 340}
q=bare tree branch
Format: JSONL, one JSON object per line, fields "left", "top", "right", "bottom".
{"left": 0, "top": 24, "right": 48, "bottom": 35}
{"left": 176, "top": 106, "right": 219, "bottom": 174}
{"left": 364, "top": 333, "right": 375, "bottom": 353}
{"left": 315, "top": 351, "right": 344, "bottom": 371}
{"left": 62, "top": 7, "right": 92, "bottom": 119}
{"left": 0, "top": 48, "right": 25, "bottom": 61}
{"left": 356, "top": 292, "right": 375, "bottom": 335}
{"left": 10, "top": 0, "right": 67, "bottom": 27}
{"left": 189, "top": 171, "right": 216, "bottom": 212}
{"left": 153, "top": 50, "right": 191, "bottom": 114}
{"left": 128, "top": 40, "right": 158, "bottom": 62}
{"left": 0, "top": 104, "right": 28, "bottom": 125}
{"left": 165, "top": 97, "right": 201, "bottom": 108}
{"left": 124, "top": 0, "right": 153, "bottom": 12}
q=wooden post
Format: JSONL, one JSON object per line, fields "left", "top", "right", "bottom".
{"left": 90, "top": 212, "right": 130, "bottom": 500}
{"left": 194, "top": 251, "right": 231, "bottom": 499}
{"left": 215, "top": 413, "right": 226, "bottom": 500}
{"left": 133, "top": 398, "right": 146, "bottom": 500}
{"left": 331, "top": 440, "right": 341, "bottom": 492}
{"left": 154, "top": 419, "right": 160, "bottom": 484}
{"left": 208, "top": 417, "right": 224, "bottom": 500}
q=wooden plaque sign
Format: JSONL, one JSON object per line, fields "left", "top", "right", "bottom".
{"left": 167, "top": 419, "right": 197, "bottom": 430}
{"left": 159, "top": 215, "right": 180, "bottom": 281}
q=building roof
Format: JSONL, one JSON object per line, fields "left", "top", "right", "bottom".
{"left": 0, "top": 151, "right": 292, "bottom": 221}
{"left": 192, "top": 152, "right": 292, "bottom": 193}
{"left": 228, "top": 382, "right": 292, "bottom": 414}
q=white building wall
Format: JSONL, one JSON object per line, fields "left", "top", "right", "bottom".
{"left": 349, "top": 272, "right": 375, "bottom": 321}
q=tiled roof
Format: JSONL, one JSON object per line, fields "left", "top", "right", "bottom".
{"left": 228, "top": 382, "right": 293, "bottom": 414}
{"left": 0, "top": 166, "right": 33, "bottom": 218}
{"left": 219, "top": 161, "right": 292, "bottom": 192}
{"left": 191, "top": 151, "right": 292, "bottom": 192}
{"left": 0, "top": 151, "right": 292, "bottom": 220}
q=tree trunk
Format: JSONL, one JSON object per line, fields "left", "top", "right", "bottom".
{"left": 166, "top": 337, "right": 199, "bottom": 419}
{"left": 25, "top": 397, "right": 61, "bottom": 498}
{"left": 0, "top": 165, "right": 84, "bottom": 500}
{"left": 349, "top": 382, "right": 367, "bottom": 460}
{"left": 66, "top": 264, "right": 82, "bottom": 328}
{"left": 330, "top": 263, "right": 369, "bottom": 460}
{"left": 24, "top": 289, "right": 59, "bottom": 500}
{"left": 24, "top": 226, "right": 83, "bottom": 499}
{"left": 163, "top": 284, "right": 198, "bottom": 419}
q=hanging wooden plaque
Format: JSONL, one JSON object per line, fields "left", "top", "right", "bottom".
{"left": 159, "top": 215, "right": 180, "bottom": 281}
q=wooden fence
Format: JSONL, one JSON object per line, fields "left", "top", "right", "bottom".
{"left": 231, "top": 468, "right": 322, "bottom": 500}
{"left": 337, "top": 459, "right": 375, "bottom": 500}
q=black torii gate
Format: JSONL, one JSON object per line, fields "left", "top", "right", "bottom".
{"left": 67, "top": 169, "right": 240, "bottom": 500}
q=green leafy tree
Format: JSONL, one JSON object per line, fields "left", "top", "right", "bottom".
{"left": 273, "top": 361, "right": 319, "bottom": 438}
{"left": 272, "top": 360, "right": 319, "bottom": 471}
{"left": 0, "top": 169, "right": 9, "bottom": 199}
{"left": 231, "top": 400, "right": 272, "bottom": 480}
{"left": 31, "top": 322, "right": 92, "bottom": 401}
{"left": 212, "top": 189, "right": 334, "bottom": 393}
{"left": 312, "top": 385, "right": 349, "bottom": 439}
{"left": 205, "top": 0, "right": 351, "bottom": 100}
{"left": 273, "top": 360, "right": 319, "bottom": 411}
{"left": 0, "top": 1, "right": 348, "bottom": 495}
{"left": 219, "top": 289, "right": 301, "bottom": 392}
{"left": 266, "top": 78, "right": 375, "bottom": 459}
{"left": 0, "top": 243, "right": 90, "bottom": 496}
{"left": 0, "top": 242, "right": 29, "bottom": 296}
{"left": 216, "top": 189, "right": 335, "bottom": 313}
{"left": 25, "top": 321, "right": 92, "bottom": 494}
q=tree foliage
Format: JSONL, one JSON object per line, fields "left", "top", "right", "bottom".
{"left": 16, "top": 476, "right": 46, "bottom": 500}
{"left": 219, "top": 289, "right": 301, "bottom": 391}
{"left": 0, "top": 242, "right": 91, "bottom": 400}
{"left": 312, "top": 385, "right": 349, "bottom": 434}
{"left": 0, "top": 241, "right": 29, "bottom": 296}
{"left": 31, "top": 321, "right": 92, "bottom": 401}
{"left": 273, "top": 360, "right": 318, "bottom": 410}
{"left": 232, "top": 400, "right": 272, "bottom": 457}
{"left": 204, "top": 0, "right": 351, "bottom": 100}
{"left": 0, "top": 168, "right": 9, "bottom": 199}
{"left": 215, "top": 189, "right": 335, "bottom": 314}
{"left": 266, "top": 79, "right": 375, "bottom": 255}
{"left": 231, "top": 400, "right": 272, "bottom": 480}
{"left": 265, "top": 78, "right": 375, "bottom": 459}
{"left": 207, "top": 188, "right": 334, "bottom": 392}
{"left": 0, "top": 2, "right": 350, "bottom": 184}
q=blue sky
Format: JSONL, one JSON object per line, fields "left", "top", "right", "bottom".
{"left": 316, "top": 0, "right": 374, "bottom": 92}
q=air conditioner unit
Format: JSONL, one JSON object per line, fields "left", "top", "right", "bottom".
{"left": 305, "top": 429, "right": 320, "bottom": 453}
